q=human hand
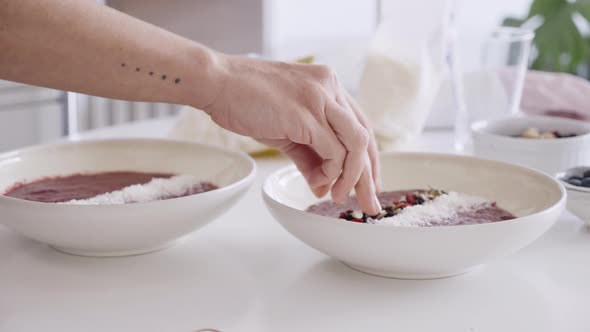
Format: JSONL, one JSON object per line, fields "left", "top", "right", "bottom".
{"left": 202, "top": 54, "right": 381, "bottom": 215}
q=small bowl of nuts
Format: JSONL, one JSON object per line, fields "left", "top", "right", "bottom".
{"left": 556, "top": 166, "right": 590, "bottom": 226}
{"left": 472, "top": 115, "right": 590, "bottom": 174}
{"left": 518, "top": 127, "right": 578, "bottom": 139}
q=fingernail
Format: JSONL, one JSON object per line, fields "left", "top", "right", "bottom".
{"left": 373, "top": 195, "right": 382, "bottom": 213}
{"left": 338, "top": 191, "right": 351, "bottom": 204}
{"left": 343, "top": 190, "right": 351, "bottom": 200}
{"left": 311, "top": 187, "right": 323, "bottom": 198}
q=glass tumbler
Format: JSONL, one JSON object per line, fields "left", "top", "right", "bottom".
{"left": 449, "top": 26, "right": 534, "bottom": 153}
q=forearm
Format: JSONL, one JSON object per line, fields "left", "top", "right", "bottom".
{"left": 0, "top": 0, "right": 224, "bottom": 109}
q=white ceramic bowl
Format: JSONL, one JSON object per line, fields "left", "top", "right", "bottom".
{"left": 0, "top": 139, "right": 256, "bottom": 256}
{"left": 556, "top": 166, "right": 590, "bottom": 226}
{"left": 472, "top": 115, "right": 590, "bottom": 175}
{"left": 263, "top": 152, "right": 565, "bottom": 279}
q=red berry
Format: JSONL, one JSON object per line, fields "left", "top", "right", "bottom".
{"left": 339, "top": 212, "right": 348, "bottom": 219}
{"left": 392, "top": 200, "right": 399, "bottom": 205}
{"left": 351, "top": 218, "right": 364, "bottom": 223}
{"left": 406, "top": 194, "right": 415, "bottom": 204}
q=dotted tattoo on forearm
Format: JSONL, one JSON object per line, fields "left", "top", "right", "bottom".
{"left": 120, "top": 63, "right": 181, "bottom": 84}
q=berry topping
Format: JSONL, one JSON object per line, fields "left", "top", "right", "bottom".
{"left": 337, "top": 189, "right": 450, "bottom": 223}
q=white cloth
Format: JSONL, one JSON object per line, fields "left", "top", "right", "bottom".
{"left": 169, "top": 106, "right": 269, "bottom": 154}
{"left": 519, "top": 70, "right": 590, "bottom": 121}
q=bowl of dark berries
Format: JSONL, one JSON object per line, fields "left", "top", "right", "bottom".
{"left": 472, "top": 115, "right": 590, "bottom": 175}
{"left": 263, "top": 152, "right": 565, "bottom": 279}
{"left": 557, "top": 167, "right": 590, "bottom": 225}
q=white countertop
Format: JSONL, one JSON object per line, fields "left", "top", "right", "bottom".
{"left": 1, "top": 118, "right": 589, "bottom": 332}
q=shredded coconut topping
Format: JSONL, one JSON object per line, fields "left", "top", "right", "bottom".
{"left": 60, "top": 175, "right": 204, "bottom": 205}
{"left": 367, "top": 191, "right": 491, "bottom": 227}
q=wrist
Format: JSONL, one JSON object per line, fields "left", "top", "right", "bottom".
{"left": 183, "top": 45, "right": 229, "bottom": 112}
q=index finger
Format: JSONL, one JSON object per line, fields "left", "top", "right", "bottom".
{"left": 325, "top": 101, "right": 380, "bottom": 214}
{"left": 344, "top": 92, "right": 381, "bottom": 192}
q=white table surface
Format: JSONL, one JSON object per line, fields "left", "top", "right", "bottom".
{"left": 1, "top": 118, "right": 589, "bottom": 332}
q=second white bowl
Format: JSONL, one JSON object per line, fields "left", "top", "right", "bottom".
{"left": 263, "top": 153, "right": 565, "bottom": 279}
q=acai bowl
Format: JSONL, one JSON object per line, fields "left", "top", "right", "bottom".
{"left": 263, "top": 153, "right": 565, "bottom": 279}
{"left": 0, "top": 139, "right": 256, "bottom": 256}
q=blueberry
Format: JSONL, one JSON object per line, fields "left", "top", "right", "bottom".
{"left": 584, "top": 170, "right": 590, "bottom": 178}
{"left": 582, "top": 178, "right": 590, "bottom": 188}
{"left": 569, "top": 179, "right": 583, "bottom": 186}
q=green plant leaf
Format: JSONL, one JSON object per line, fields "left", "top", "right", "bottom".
{"left": 502, "top": 17, "right": 524, "bottom": 27}
{"left": 503, "top": 0, "right": 590, "bottom": 78}
{"left": 572, "top": 1, "right": 590, "bottom": 23}
{"left": 533, "top": 7, "right": 581, "bottom": 73}
{"left": 527, "top": 0, "right": 568, "bottom": 18}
